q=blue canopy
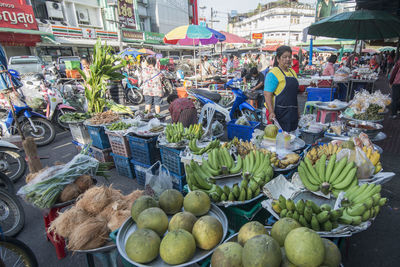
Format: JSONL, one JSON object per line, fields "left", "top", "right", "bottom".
{"left": 119, "top": 48, "right": 143, "bottom": 58}
{"left": 0, "top": 45, "right": 22, "bottom": 91}
{"left": 206, "top": 27, "right": 226, "bottom": 42}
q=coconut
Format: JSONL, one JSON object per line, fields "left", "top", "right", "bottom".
{"left": 48, "top": 207, "right": 91, "bottom": 239}
{"left": 59, "top": 183, "right": 81, "bottom": 203}
{"left": 122, "top": 190, "right": 144, "bottom": 210}
{"left": 107, "top": 210, "right": 131, "bottom": 231}
{"left": 76, "top": 186, "right": 113, "bottom": 215}
{"left": 67, "top": 217, "right": 109, "bottom": 251}
{"left": 74, "top": 175, "right": 94, "bottom": 192}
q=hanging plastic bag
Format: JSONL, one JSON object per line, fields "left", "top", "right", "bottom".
{"left": 235, "top": 115, "right": 250, "bottom": 126}
{"left": 336, "top": 147, "right": 374, "bottom": 179}
{"left": 144, "top": 161, "right": 173, "bottom": 199}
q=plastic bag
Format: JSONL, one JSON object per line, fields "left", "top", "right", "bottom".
{"left": 17, "top": 154, "right": 99, "bottom": 209}
{"left": 211, "top": 121, "right": 223, "bottom": 137}
{"left": 144, "top": 161, "right": 173, "bottom": 199}
{"left": 235, "top": 115, "right": 250, "bottom": 126}
{"left": 336, "top": 147, "right": 374, "bottom": 179}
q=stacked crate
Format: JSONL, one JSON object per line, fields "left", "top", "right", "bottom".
{"left": 158, "top": 145, "right": 186, "bottom": 193}
{"left": 86, "top": 125, "right": 114, "bottom": 168}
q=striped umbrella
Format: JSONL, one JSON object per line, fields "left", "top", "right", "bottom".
{"left": 164, "top": 25, "right": 220, "bottom": 46}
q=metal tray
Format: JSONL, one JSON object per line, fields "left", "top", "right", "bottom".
{"left": 342, "top": 114, "right": 384, "bottom": 123}
{"left": 346, "top": 120, "right": 383, "bottom": 139}
{"left": 116, "top": 204, "right": 228, "bottom": 267}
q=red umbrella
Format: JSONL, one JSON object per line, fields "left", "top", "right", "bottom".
{"left": 261, "top": 44, "right": 281, "bottom": 51}
{"left": 219, "top": 31, "right": 251, "bottom": 44}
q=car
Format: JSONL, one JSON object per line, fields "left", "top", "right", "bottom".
{"left": 8, "top": 56, "right": 45, "bottom": 75}
{"left": 56, "top": 56, "right": 81, "bottom": 78}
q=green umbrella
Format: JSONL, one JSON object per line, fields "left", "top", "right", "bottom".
{"left": 343, "top": 48, "right": 354, "bottom": 53}
{"left": 308, "top": 10, "right": 400, "bottom": 40}
{"left": 379, "top": 46, "right": 396, "bottom": 52}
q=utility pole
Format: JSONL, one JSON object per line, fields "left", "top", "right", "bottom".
{"left": 209, "top": 8, "right": 219, "bottom": 29}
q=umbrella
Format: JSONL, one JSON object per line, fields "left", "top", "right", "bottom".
{"left": 316, "top": 46, "right": 338, "bottom": 52}
{"left": 343, "top": 48, "right": 354, "bottom": 53}
{"left": 308, "top": 10, "right": 400, "bottom": 40}
{"left": 207, "top": 27, "right": 226, "bottom": 42}
{"left": 219, "top": 31, "right": 251, "bottom": 44}
{"left": 138, "top": 48, "right": 156, "bottom": 55}
{"left": 379, "top": 46, "right": 396, "bottom": 52}
{"left": 362, "top": 48, "right": 377, "bottom": 54}
{"left": 119, "top": 48, "right": 143, "bottom": 58}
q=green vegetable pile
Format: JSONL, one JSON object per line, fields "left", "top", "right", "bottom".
{"left": 59, "top": 112, "right": 91, "bottom": 123}
{"left": 108, "top": 121, "right": 132, "bottom": 131}
{"left": 353, "top": 104, "right": 383, "bottom": 121}
{"left": 18, "top": 154, "right": 111, "bottom": 209}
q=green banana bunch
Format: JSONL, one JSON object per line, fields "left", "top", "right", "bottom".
{"left": 189, "top": 139, "right": 220, "bottom": 155}
{"left": 338, "top": 183, "right": 387, "bottom": 226}
{"left": 298, "top": 156, "right": 358, "bottom": 196}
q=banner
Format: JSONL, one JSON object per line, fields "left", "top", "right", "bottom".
{"left": 252, "top": 33, "right": 263, "bottom": 40}
{"left": 315, "top": 0, "right": 351, "bottom": 21}
{"left": 118, "top": 0, "right": 137, "bottom": 29}
{"left": 0, "top": 0, "right": 38, "bottom": 30}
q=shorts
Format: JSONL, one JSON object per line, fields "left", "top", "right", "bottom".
{"left": 144, "top": 95, "right": 162, "bottom": 105}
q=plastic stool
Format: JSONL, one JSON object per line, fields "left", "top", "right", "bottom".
{"left": 316, "top": 109, "right": 340, "bottom": 123}
{"left": 44, "top": 207, "right": 67, "bottom": 259}
{"left": 303, "top": 101, "right": 321, "bottom": 114}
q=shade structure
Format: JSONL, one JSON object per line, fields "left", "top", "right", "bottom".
{"left": 207, "top": 27, "right": 226, "bottom": 42}
{"left": 362, "top": 48, "right": 377, "bottom": 54}
{"left": 379, "top": 46, "right": 396, "bottom": 52}
{"left": 316, "top": 46, "right": 338, "bottom": 52}
{"left": 0, "top": 44, "right": 22, "bottom": 90}
{"left": 262, "top": 44, "right": 281, "bottom": 52}
{"left": 343, "top": 48, "right": 354, "bottom": 53}
{"left": 308, "top": 10, "right": 400, "bottom": 40}
{"left": 138, "top": 48, "right": 156, "bottom": 55}
{"left": 164, "top": 25, "right": 219, "bottom": 45}
{"left": 119, "top": 48, "right": 143, "bottom": 58}
{"left": 220, "top": 31, "right": 251, "bottom": 44}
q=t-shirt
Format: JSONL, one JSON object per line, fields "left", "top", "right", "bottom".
{"left": 245, "top": 73, "right": 264, "bottom": 89}
{"left": 264, "top": 67, "right": 297, "bottom": 96}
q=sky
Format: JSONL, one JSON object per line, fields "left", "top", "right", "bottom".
{"left": 198, "top": 0, "right": 317, "bottom": 30}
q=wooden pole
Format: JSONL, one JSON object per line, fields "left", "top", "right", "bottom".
{"left": 23, "top": 137, "right": 43, "bottom": 173}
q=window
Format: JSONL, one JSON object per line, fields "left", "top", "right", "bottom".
{"left": 282, "top": 33, "right": 286, "bottom": 36}
{"left": 283, "top": 16, "right": 287, "bottom": 18}
{"left": 291, "top": 17, "right": 300, "bottom": 24}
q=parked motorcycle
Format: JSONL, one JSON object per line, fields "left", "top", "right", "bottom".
{"left": 0, "top": 140, "right": 26, "bottom": 183}
{"left": 122, "top": 73, "right": 144, "bottom": 105}
{"left": 161, "top": 70, "right": 176, "bottom": 97}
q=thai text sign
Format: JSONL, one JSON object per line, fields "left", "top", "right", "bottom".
{"left": 0, "top": 0, "right": 38, "bottom": 30}
{"left": 118, "top": 0, "right": 137, "bottom": 29}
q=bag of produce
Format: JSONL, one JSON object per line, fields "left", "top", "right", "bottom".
{"left": 17, "top": 154, "right": 105, "bottom": 209}
{"left": 336, "top": 147, "right": 374, "bottom": 179}
{"left": 144, "top": 161, "right": 173, "bottom": 199}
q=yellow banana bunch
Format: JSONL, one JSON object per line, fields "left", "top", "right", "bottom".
{"left": 362, "top": 146, "right": 382, "bottom": 174}
{"left": 306, "top": 144, "right": 342, "bottom": 165}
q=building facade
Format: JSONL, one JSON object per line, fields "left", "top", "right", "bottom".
{"left": 228, "top": 0, "right": 315, "bottom": 46}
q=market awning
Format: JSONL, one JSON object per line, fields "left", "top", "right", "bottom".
{"left": 0, "top": 27, "right": 52, "bottom": 36}
{"left": 261, "top": 44, "right": 281, "bottom": 52}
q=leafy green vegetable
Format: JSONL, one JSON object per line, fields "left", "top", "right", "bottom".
{"left": 59, "top": 112, "right": 91, "bottom": 122}
{"left": 108, "top": 122, "right": 132, "bottom": 131}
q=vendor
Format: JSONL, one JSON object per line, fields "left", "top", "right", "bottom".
{"left": 200, "top": 56, "right": 213, "bottom": 77}
{"left": 243, "top": 67, "right": 265, "bottom": 108}
{"left": 167, "top": 94, "right": 198, "bottom": 127}
{"left": 264, "top": 46, "right": 299, "bottom": 132}
{"left": 322, "top": 55, "right": 337, "bottom": 76}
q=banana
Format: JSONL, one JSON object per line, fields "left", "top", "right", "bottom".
{"left": 353, "top": 185, "right": 381, "bottom": 204}
{"left": 298, "top": 165, "right": 320, "bottom": 192}
{"left": 329, "top": 209, "right": 343, "bottom": 221}
{"left": 251, "top": 151, "right": 262, "bottom": 173}
{"left": 286, "top": 199, "right": 296, "bottom": 212}
{"left": 316, "top": 211, "right": 330, "bottom": 223}
{"left": 254, "top": 187, "right": 261, "bottom": 196}
{"left": 304, "top": 158, "right": 320, "bottom": 182}
{"left": 345, "top": 183, "right": 368, "bottom": 201}
{"left": 209, "top": 192, "right": 220, "bottom": 202}
{"left": 232, "top": 184, "right": 240, "bottom": 199}
{"left": 361, "top": 209, "right": 371, "bottom": 222}
{"left": 346, "top": 203, "right": 367, "bottom": 216}
{"left": 292, "top": 211, "right": 300, "bottom": 221}
{"left": 239, "top": 188, "right": 246, "bottom": 201}
{"left": 248, "top": 179, "right": 259, "bottom": 192}
{"left": 331, "top": 161, "right": 354, "bottom": 185}
{"left": 320, "top": 204, "right": 332, "bottom": 212}
{"left": 295, "top": 199, "right": 305, "bottom": 215}
{"left": 379, "top": 197, "right": 387, "bottom": 207}
{"left": 202, "top": 159, "right": 220, "bottom": 176}
{"left": 246, "top": 187, "right": 253, "bottom": 200}
{"left": 299, "top": 161, "right": 319, "bottom": 185}
{"left": 278, "top": 195, "right": 287, "bottom": 210}
{"left": 364, "top": 197, "right": 374, "bottom": 209}
{"left": 286, "top": 211, "right": 293, "bottom": 218}
{"left": 311, "top": 215, "right": 320, "bottom": 231}
{"left": 280, "top": 209, "right": 288, "bottom": 218}
{"left": 374, "top": 162, "right": 382, "bottom": 174}
{"left": 306, "top": 200, "right": 321, "bottom": 214}
{"left": 304, "top": 207, "right": 313, "bottom": 222}
{"left": 223, "top": 185, "right": 230, "bottom": 196}
{"left": 366, "top": 147, "right": 372, "bottom": 159}
{"left": 344, "top": 210, "right": 362, "bottom": 225}
{"left": 374, "top": 205, "right": 380, "bottom": 216}
{"left": 208, "top": 151, "right": 218, "bottom": 170}
{"left": 220, "top": 193, "right": 227, "bottom": 201}
{"left": 299, "top": 215, "right": 310, "bottom": 227}
{"left": 322, "top": 220, "right": 333, "bottom": 232}
{"left": 317, "top": 154, "right": 327, "bottom": 182}
{"left": 228, "top": 192, "right": 235, "bottom": 201}
{"left": 372, "top": 193, "right": 381, "bottom": 206}
{"left": 192, "top": 170, "right": 213, "bottom": 190}
{"left": 332, "top": 167, "right": 357, "bottom": 190}
{"left": 271, "top": 200, "right": 282, "bottom": 213}
{"left": 230, "top": 155, "right": 242, "bottom": 174}
{"left": 329, "top": 157, "right": 348, "bottom": 183}
{"left": 328, "top": 143, "right": 333, "bottom": 155}
{"left": 325, "top": 153, "right": 337, "bottom": 181}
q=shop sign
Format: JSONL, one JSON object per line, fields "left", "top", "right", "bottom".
{"left": 122, "top": 29, "right": 144, "bottom": 42}
{"left": 145, "top": 32, "right": 164, "bottom": 44}
{"left": 82, "top": 28, "right": 96, "bottom": 38}
{"left": 118, "top": 0, "right": 137, "bottom": 29}
{"left": 0, "top": 0, "right": 38, "bottom": 30}
{"left": 252, "top": 33, "right": 263, "bottom": 40}
{"left": 52, "top": 25, "right": 83, "bottom": 37}
{"left": 96, "top": 30, "right": 118, "bottom": 40}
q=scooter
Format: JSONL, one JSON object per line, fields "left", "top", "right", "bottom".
{"left": 187, "top": 78, "right": 260, "bottom": 124}
{"left": 0, "top": 140, "right": 26, "bottom": 182}
{"left": 122, "top": 72, "right": 144, "bottom": 105}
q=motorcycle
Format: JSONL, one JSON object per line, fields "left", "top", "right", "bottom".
{"left": 187, "top": 78, "right": 260, "bottom": 124}
{"left": 122, "top": 73, "right": 144, "bottom": 105}
{"left": 0, "top": 140, "right": 26, "bottom": 182}
{"left": 160, "top": 70, "right": 176, "bottom": 97}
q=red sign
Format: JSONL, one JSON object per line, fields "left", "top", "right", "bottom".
{"left": 0, "top": 0, "right": 38, "bottom": 30}
{"left": 118, "top": 0, "right": 136, "bottom": 30}
{"left": 252, "top": 33, "right": 263, "bottom": 40}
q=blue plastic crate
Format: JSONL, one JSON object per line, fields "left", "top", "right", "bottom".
{"left": 159, "top": 146, "right": 185, "bottom": 176}
{"left": 227, "top": 120, "right": 261, "bottom": 141}
{"left": 127, "top": 135, "right": 160, "bottom": 165}
{"left": 171, "top": 172, "right": 186, "bottom": 193}
{"left": 111, "top": 153, "right": 135, "bottom": 179}
{"left": 306, "top": 87, "right": 337, "bottom": 102}
{"left": 87, "top": 125, "right": 110, "bottom": 149}
{"left": 131, "top": 159, "right": 150, "bottom": 186}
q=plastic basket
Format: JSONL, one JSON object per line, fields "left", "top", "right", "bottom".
{"left": 127, "top": 135, "right": 160, "bottom": 165}
{"left": 171, "top": 172, "right": 186, "bottom": 193}
{"left": 87, "top": 125, "right": 110, "bottom": 149}
{"left": 69, "top": 121, "right": 91, "bottom": 145}
{"left": 106, "top": 132, "right": 131, "bottom": 157}
{"left": 306, "top": 87, "right": 337, "bottom": 102}
{"left": 131, "top": 159, "right": 150, "bottom": 186}
{"left": 159, "top": 146, "right": 185, "bottom": 176}
{"left": 176, "top": 87, "right": 188, "bottom": 98}
{"left": 227, "top": 120, "right": 261, "bottom": 141}
{"left": 91, "top": 146, "right": 114, "bottom": 165}
{"left": 111, "top": 153, "right": 135, "bottom": 179}
{"left": 221, "top": 198, "right": 270, "bottom": 232}
{"left": 65, "top": 69, "right": 81, "bottom": 79}
{"left": 65, "top": 60, "right": 81, "bottom": 70}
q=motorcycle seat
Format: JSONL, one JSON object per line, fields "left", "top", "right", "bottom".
{"left": 190, "top": 89, "right": 221, "bottom": 103}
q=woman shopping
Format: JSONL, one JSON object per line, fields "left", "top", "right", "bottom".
{"left": 264, "top": 46, "right": 299, "bottom": 132}
{"left": 140, "top": 57, "right": 163, "bottom": 114}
